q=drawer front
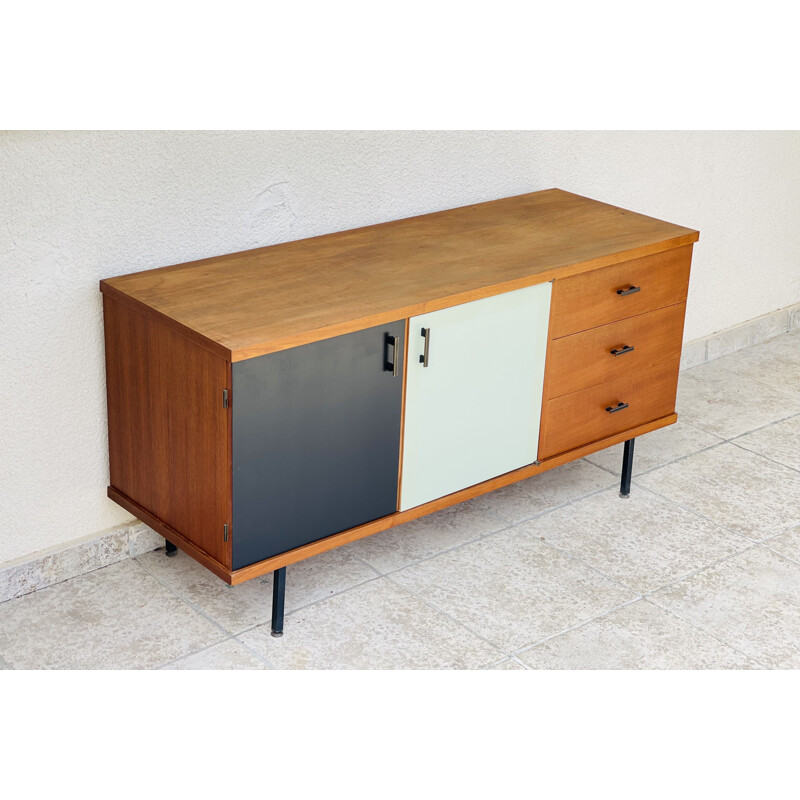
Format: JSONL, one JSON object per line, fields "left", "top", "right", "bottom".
{"left": 547, "top": 303, "right": 686, "bottom": 399}
{"left": 550, "top": 245, "right": 692, "bottom": 339}
{"left": 539, "top": 358, "right": 680, "bottom": 459}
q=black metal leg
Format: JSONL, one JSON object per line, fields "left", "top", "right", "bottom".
{"left": 271, "top": 567, "right": 286, "bottom": 637}
{"left": 165, "top": 540, "right": 178, "bottom": 557}
{"left": 620, "top": 438, "right": 635, "bottom": 498}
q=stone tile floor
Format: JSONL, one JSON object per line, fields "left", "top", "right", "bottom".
{"left": 1, "top": 330, "right": 798, "bottom": 670}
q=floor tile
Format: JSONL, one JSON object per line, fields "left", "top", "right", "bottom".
{"left": 0, "top": 560, "right": 223, "bottom": 669}
{"left": 521, "top": 488, "right": 750, "bottom": 593}
{"left": 518, "top": 600, "right": 758, "bottom": 669}
{"left": 391, "top": 528, "right": 636, "bottom": 652}
{"left": 637, "top": 444, "right": 800, "bottom": 541}
{"left": 138, "top": 546, "right": 378, "bottom": 634}
{"left": 344, "top": 499, "right": 506, "bottom": 574}
{"left": 584, "top": 421, "right": 722, "bottom": 477}
{"left": 473, "top": 460, "right": 616, "bottom": 524}
{"left": 734, "top": 414, "right": 800, "bottom": 472}
{"left": 711, "top": 330, "right": 800, "bottom": 398}
{"left": 764, "top": 526, "right": 800, "bottom": 564}
{"left": 160, "top": 638, "right": 270, "bottom": 670}
{"left": 649, "top": 547, "right": 800, "bottom": 668}
{"left": 490, "top": 658, "right": 527, "bottom": 670}
{"left": 239, "top": 578, "right": 503, "bottom": 669}
{"left": 676, "top": 362, "right": 800, "bottom": 439}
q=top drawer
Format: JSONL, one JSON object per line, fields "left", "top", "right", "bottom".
{"left": 550, "top": 245, "right": 693, "bottom": 339}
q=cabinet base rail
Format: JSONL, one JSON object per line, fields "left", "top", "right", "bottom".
{"left": 109, "top": 413, "right": 675, "bottom": 590}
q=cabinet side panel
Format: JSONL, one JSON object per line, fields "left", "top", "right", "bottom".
{"left": 231, "top": 321, "right": 405, "bottom": 569}
{"left": 103, "top": 296, "right": 231, "bottom": 566}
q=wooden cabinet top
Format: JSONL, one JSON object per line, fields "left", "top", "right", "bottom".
{"left": 100, "top": 188, "right": 699, "bottom": 362}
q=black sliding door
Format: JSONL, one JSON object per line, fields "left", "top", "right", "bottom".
{"left": 231, "top": 321, "right": 405, "bottom": 569}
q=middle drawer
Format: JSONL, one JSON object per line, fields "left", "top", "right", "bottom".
{"left": 546, "top": 303, "right": 686, "bottom": 399}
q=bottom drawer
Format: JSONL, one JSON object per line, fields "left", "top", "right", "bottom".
{"left": 538, "top": 357, "right": 680, "bottom": 459}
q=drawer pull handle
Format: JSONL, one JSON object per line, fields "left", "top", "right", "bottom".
{"left": 606, "top": 402, "right": 629, "bottom": 414}
{"left": 384, "top": 333, "right": 400, "bottom": 377}
{"left": 610, "top": 345, "right": 635, "bottom": 356}
{"left": 420, "top": 327, "right": 431, "bottom": 367}
{"left": 617, "top": 285, "right": 641, "bottom": 296}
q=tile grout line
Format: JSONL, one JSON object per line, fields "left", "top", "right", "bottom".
{"left": 513, "top": 519, "right": 648, "bottom": 599}
{"left": 347, "top": 476, "right": 621, "bottom": 583}
{"left": 585, "top": 408, "right": 800, "bottom": 482}
{"left": 639, "top": 595, "right": 771, "bottom": 670}
{"left": 757, "top": 538, "right": 800, "bottom": 566}
{"left": 627, "top": 481, "right": 770, "bottom": 545}
{"left": 280, "top": 572, "right": 385, "bottom": 619}
{"left": 587, "top": 438, "right": 726, "bottom": 480}
{"left": 638, "top": 544, "right": 760, "bottom": 600}
{"left": 379, "top": 526, "right": 649, "bottom": 662}
{"left": 727, "top": 438, "right": 800, "bottom": 477}
{"left": 131, "top": 555, "right": 256, "bottom": 669}
{"left": 228, "top": 571, "right": 390, "bottom": 642}
{"left": 154, "top": 634, "right": 237, "bottom": 670}
{"left": 381, "top": 571, "right": 516, "bottom": 661}
{"left": 700, "top": 347, "right": 800, "bottom": 401}
{"left": 726, "top": 409, "right": 800, "bottom": 442}
{"left": 512, "top": 482, "right": 773, "bottom": 598}
{"left": 511, "top": 596, "right": 644, "bottom": 660}
{"left": 230, "top": 633, "right": 279, "bottom": 670}
{"left": 350, "top": 525, "right": 515, "bottom": 579}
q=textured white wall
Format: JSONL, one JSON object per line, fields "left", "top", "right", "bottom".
{"left": 1, "top": 131, "right": 799, "bottom": 564}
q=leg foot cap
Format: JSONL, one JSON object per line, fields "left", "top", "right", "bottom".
{"left": 619, "top": 492, "right": 630, "bottom": 499}
{"left": 270, "top": 630, "right": 283, "bottom": 638}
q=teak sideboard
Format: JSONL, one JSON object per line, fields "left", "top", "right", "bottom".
{"left": 100, "top": 189, "right": 699, "bottom": 636}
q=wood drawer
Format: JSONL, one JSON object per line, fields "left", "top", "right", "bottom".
{"left": 546, "top": 303, "right": 686, "bottom": 399}
{"left": 538, "top": 357, "right": 680, "bottom": 459}
{"left": 550, "top": 245, "right": 692, "bottom": 338}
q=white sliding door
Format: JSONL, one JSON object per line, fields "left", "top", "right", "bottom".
{"left": 400, "top": 281, "right": 552, "bottom": 510}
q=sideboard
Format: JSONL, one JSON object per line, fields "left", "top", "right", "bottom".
{"left": 100, "top": 189, "right": 698, "bottom": 636}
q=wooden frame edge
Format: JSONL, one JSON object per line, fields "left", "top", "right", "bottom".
{"left": 107, "top": 486, "right": 234, "bottom": 584}
{"left": 227, "top": 412, "right": 678, "bottom": 585}
{"left": 100, "top": 281, "right": 232, "bottom": 362}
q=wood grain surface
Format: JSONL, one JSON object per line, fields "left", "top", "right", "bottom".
{"left": 546, "top": 302, "right": 687, "bottom": 398}
{"left": 539, "top": 357, "right": 681, "bottom": 459}
{"left": 103, "top": 296, "right": 231, "bottom": 566}
{"left": 549, "top": 245, "right": 693, "bottom": 339}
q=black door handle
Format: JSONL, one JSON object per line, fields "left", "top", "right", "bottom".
{"left": 610, "top": 345, "right": 635, "bottom": 356}
{"left": 616, "top": 286, "right": 641, "bottom": 296}
{"left": 384, "top": 333, "right": 400, "bottom": 377}
{"left": 605, "top": 402, "right": 629, "bottom": 413}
